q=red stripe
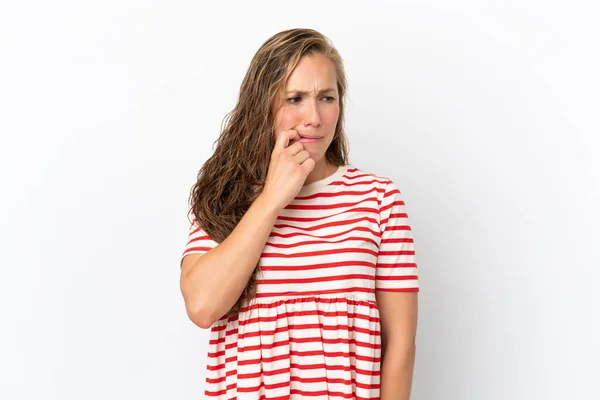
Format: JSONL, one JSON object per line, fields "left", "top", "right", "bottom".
{"left": 255, "top": 286, "right": 375, "bottom": 298}
{"left": 376, "top": 262, "right": 417, "bottom": 268}
{"left": 293, "top": 185, "right": 383, "bottom": 201}
{"left": 206, "top": 356, "right": 237, "bottom": 370}
{"left": 380, "top": 236, "right": 413, "bottom": 243}
{"left": 380, "top": 224, "right": 411, "bottom": 232}
{"left": 273, "top": 215, "right": 379, "bottom": 232}
{"left": 289, "top": 388, "right": 363, "bottom": 398}
{"left": 382, "top": 186, "right": 399, "bottom": 197}
{"left": 260, "top": 260, "right": 376, "bottom": 272}
{"left": 206, "top": 374, "right": 229, "bottom": 384}
{"left": 380, "top": 198, "right": 405, "bottom": 213}
{"left": 205, "top": 363, "right": 238, "bottom": 382}
{"left": 270, "top": 225, "right": 381, "bottom": 240}
{"left": 376, "top": 287, "right": 419, "bottom": 292}
{"left": 187, "top": 233, "right": 213, "bottom": 242}
{"left": 257, "top": 273, "right": 375, "bottom": 285}
{"left": 236, "top": 374, "right": 380, "bottom": 393}
{"left": 261, "top": 247, "right": 378, "bottom": 259}
{"left": 291, "top": 188, "right": 382, "bottom": 201}
{"left": 237, "top": 379, "right": 289, "bottom": 392}
{"left": 236, "top": 323, "right": 380, "bottom": 338}
{"left": 232, "top": 336, "right": 381, "bottom": 354}
{"left": 181, "top": 246, "right": 211, "bottom": 254}
{"left": 204, "top": 381, "right": 236, "bottom": 396}
{"left": 329, "top": 177, "right": 389, "bottom": 187}
{"left": 290, "top": 375, "right": 380, "bottom": 390}
{"left": 236, "top": 308, "right": 380, "bottom": 326}
{"left": 293, "top": 178, "right": 387, "bottom": 199}
{"left": 375, "top": 275, "right": 418, "bottom": 281}
{"left": 276, "top": 206, "right": 379, "bottom": 222}
{"left": 265, "top": 235, "right": 379, "bottom": 249}
{"left": 238, "top": 366, "right": 290, "bottom": 379}
{"left": 388, "top": 211, "right": 409, "bottom": 219}
{"left": 237, "top": 352, "right": 289, "bottom": 366}
{"left": 284, "top": 196, "right": 379, "bottom": 211}
{"left": 378, "top": 250, "right": 415, "bottom": 257}
{"left": 239, "top": 296, "right": 378, "bottom": 312}
{"left": 292, "top": 362, "right": 379, "bottom": 376}
{"left": 205, "top": 362, "right": 380, "bottom": 379}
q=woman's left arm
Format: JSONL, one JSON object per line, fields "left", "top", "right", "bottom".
{"left": 376, "top": 290, "right": 418, "bottom": 400}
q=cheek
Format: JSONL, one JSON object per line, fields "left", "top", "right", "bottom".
{"left": 273, "top": 109, "right": 296, "bottom": 141}
{"left": 277, "top": 108, "right": 303, "bottom": 128}
{"left": 325, "top": 104, "right": 340, "bottom": 123}
{"left": 273, "top": 109, "right": 302, "bottom": 142}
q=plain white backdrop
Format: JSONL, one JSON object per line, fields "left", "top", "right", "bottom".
{"left": 1, "top": 1, "right": 599, "bottom": 399}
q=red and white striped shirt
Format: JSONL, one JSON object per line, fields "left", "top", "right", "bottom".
{"left": 181, "top": 164, "right": 419, "bottom": 399}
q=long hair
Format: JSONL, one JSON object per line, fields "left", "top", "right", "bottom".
{"left": 187, "top": 28, "right": 350, "bottom": 316}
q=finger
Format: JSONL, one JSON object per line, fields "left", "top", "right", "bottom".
{"left": 300, "top": 157, "right": 316, "bottom": 174}
{"left": 285, "top": 141, "right": 305, "bottom": 157}
{"left": 293, "top": 149, "right": 311, "bottom": 164}
{"left": 274, "top": 129, "right": 301, "bottom": 152}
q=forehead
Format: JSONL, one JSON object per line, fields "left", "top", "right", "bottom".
{"left": 284, "top": 54, "right": 337, "bottom": 92}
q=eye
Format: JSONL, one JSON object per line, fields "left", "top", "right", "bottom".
{"left": 286, "top": 96, "right": 336, "bottom": 104}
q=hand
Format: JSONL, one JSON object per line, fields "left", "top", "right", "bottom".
{"left": 260, "top": 129, "right": 316, "bottom": 210}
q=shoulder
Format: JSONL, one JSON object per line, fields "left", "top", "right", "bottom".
{"left": 345, "top": 164, "right": 396, "bottom": 193}
{"left": 345, "top": 165, "right": 406, "bottom": 219}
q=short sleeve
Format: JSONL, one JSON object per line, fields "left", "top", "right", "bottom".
{"left": 180, "top": 211, "right": 219, "bottom": 268}
{"left": 375, "top": 179, "right": 420, "bottom": 292}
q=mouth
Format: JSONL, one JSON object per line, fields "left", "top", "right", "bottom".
{"left": 299, "top": 134, "right": 323, "bottom": 139}
{"left": 298, "top": 136, "right": 323, "bottom": 142}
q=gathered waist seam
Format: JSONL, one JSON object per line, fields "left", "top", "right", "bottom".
{"left": 212, "top": 294, "right": 379, "bottom": 326}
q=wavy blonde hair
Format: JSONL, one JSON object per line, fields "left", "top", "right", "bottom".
{"left": 187, "top": 28, "right": 350, "bottom": 316}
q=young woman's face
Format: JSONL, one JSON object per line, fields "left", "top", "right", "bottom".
{"left": 272, "top": 53, "right": 340, "bottom": 162}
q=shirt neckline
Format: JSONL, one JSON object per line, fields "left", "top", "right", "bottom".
{"left": 297, "top": 163, "right": 349, "bottom": 196}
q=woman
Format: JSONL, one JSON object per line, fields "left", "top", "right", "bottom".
{"left": 180, "top": 28, "right": 419, "bottom": 400}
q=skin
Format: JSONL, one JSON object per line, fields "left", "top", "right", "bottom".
{"left": 272, "top": 53, "right": 340, "bottom": 185}
{"left": 377, "top": 290, "right": 418, "bottom": 399}
{"left": 271, "top": 53, "right": 419, "bottom": 398}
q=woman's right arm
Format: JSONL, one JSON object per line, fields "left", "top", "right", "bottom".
{"left": 180, "top": 129, "right": 314, "bottom": 329}
{"left": 180, "top": 193, "right": 281, "bottom": 329}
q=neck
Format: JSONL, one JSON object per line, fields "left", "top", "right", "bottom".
{"left": 303, "top": 160, "right": 337, "bottom": 186}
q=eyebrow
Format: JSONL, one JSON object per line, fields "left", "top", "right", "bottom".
{"left": 285, "top": 88, "right": 337, "bottom": 95}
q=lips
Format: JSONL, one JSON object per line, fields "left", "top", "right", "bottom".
{"left": 299, "top": 135, "right": 322, "bottom": 139}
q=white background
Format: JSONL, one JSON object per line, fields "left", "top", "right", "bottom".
{"left": 1, "top": 1, "right": 599, "bottom": 399}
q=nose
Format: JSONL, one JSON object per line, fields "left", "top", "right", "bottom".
{"left": 303, "top": 98, "right": 322, "bottom": 127}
